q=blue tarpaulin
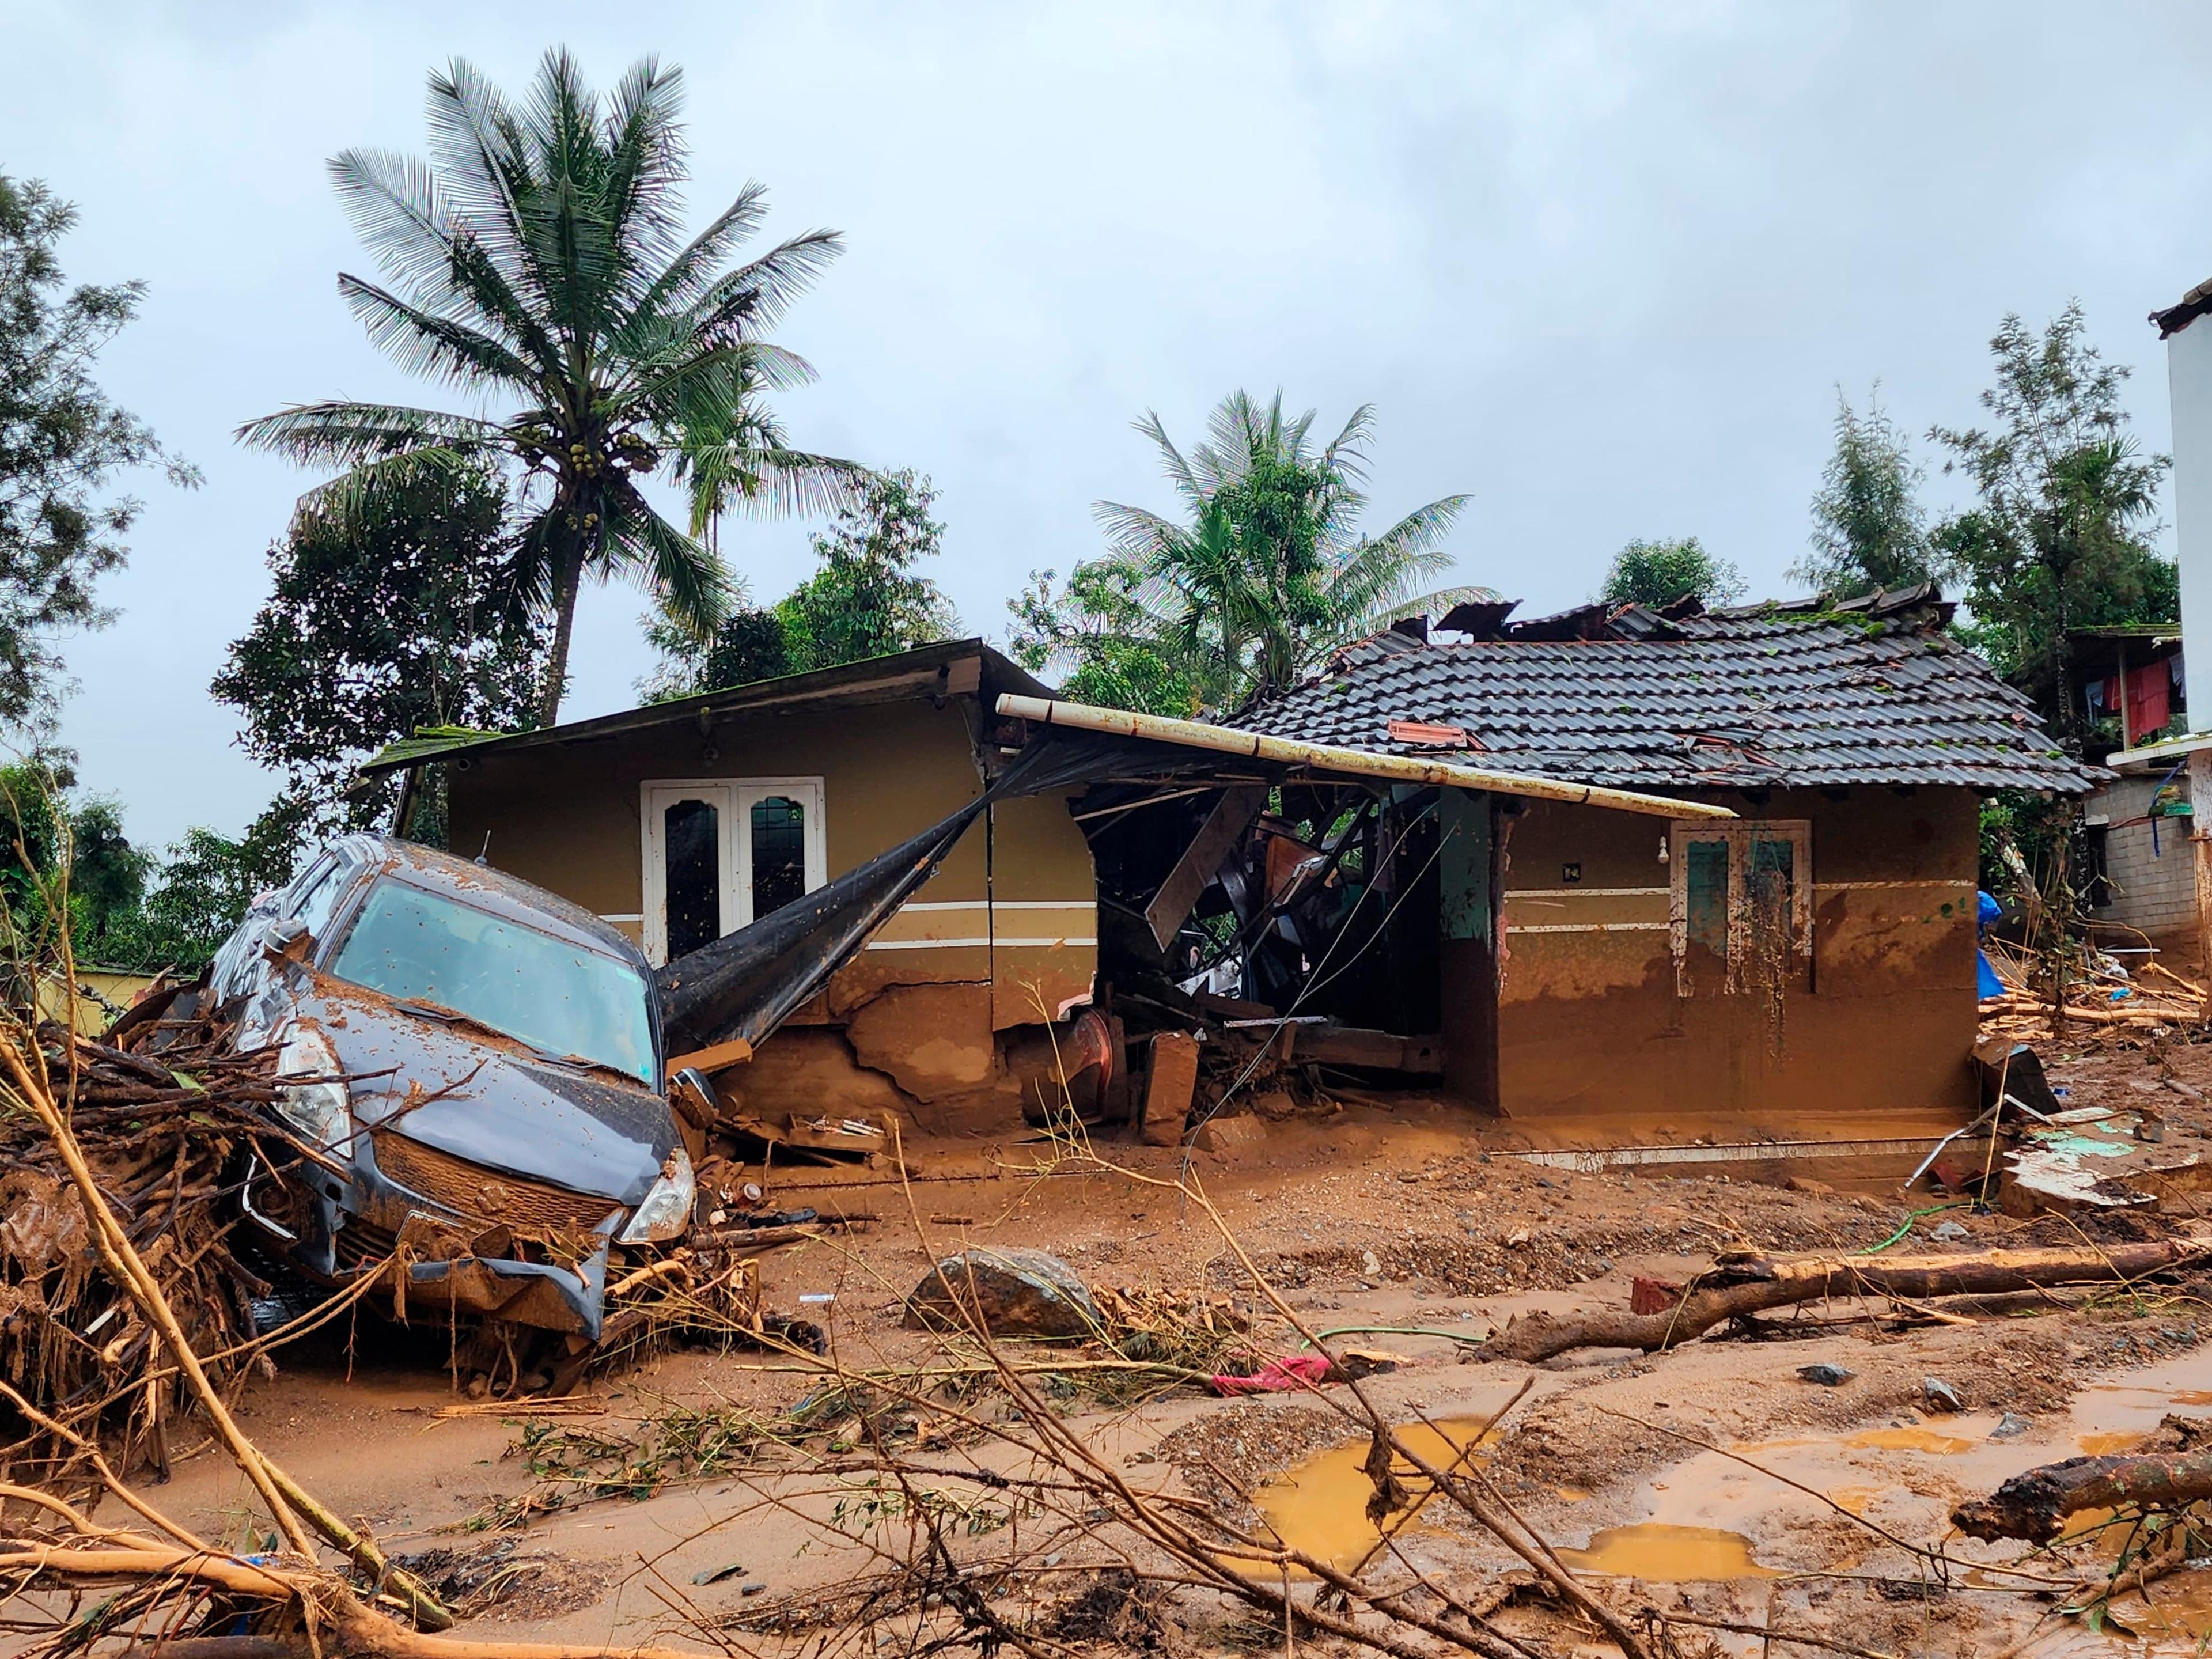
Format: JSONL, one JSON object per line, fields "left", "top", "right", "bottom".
{"left": 1976, "top": 889, "right": 2005, "bottom": 1001}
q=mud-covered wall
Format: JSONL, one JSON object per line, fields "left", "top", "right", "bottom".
{"left": 1482, "top": 786, "right": 1980, "bottom": 1124}
{"left": 445, "top": 695, "right": 1097, "bottom": 1130}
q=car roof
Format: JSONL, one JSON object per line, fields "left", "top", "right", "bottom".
{"left": 323, "top": 834, "right": 650, "bottom": 971}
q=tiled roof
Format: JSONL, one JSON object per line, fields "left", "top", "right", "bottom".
{"left": 1234, "top": 603, "right": 2103, "bottom": 795}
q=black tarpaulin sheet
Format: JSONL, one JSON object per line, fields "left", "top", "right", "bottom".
{"left": 656, "top": 730, "right": 1226, "bottom": 1054}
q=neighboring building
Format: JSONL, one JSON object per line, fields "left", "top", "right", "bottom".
{"left": 2062, "top": 271, "right": 2212, "bottom": 968}
{"left": 1229, "top": 586, "right": 2101, "bottom": 1122}
{"left": 2068, "top": 626, "right": 2195, "bottom": 953}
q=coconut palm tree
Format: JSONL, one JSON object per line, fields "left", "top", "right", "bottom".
{"left": 1092, "top": 391, "right": 1477, "bottom": 706}
{"left": 238, "top": 49, "right": 864, "bottom": 724}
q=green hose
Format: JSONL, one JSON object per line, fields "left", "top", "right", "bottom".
{"left": 1302, "top": 1323, "right": 1490, "bottom": 1350}
{"left": 1854, "top": 1200, "right": 1972, "bottom": 1256}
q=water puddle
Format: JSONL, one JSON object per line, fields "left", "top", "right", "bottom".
{"left": 2077, "top": 1431, "right": 2148, "bottom": 1456}
{"left": 1846, "top": 1426, "right": 1979, "bottom": 1456}
{"left": 1556, "top": 1524, "right": 1781, "bottom": 1581}
{"left": 2107, "top": 1566, "right": 2212, "bottom": 1645}
{"left": 1255, "top": 1416, "right": 1500, "bottom": 1573}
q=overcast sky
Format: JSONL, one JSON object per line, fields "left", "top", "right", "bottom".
{"left": 8, "top": 1, "right": 2212, "bottom": 847}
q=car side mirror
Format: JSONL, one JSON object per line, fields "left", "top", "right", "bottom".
{"left": 260, "top": 916, "right": 312, "bottom": 963}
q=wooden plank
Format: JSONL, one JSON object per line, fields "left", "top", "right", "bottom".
{"left": 1144, "top": 785, "right": 1266, "bottom": 949}
{"left": 1294, "top": 1024, "right": 1446, "bottom": 1074}
{"left": 666, "top": 1036, "right": 753, "bottom": 1079}
{"left": 1142, "top": 1032, "right": 1200, "bottom": 1146}
{"left": 1293, "top": 1024, "right": 1406, "bottom": 1069}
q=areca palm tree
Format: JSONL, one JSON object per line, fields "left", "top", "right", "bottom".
{"left": 1092, "top": 391, "right": 1477, "bottom": 706}
{"left": 238, "top": 49, "right": 863, "bottom": 724}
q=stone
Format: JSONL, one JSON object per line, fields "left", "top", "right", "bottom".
{"left": 1931, "top": 1220, "right": 1969, "bottom": 1241}
{"left": 903, "top": 1247, "right": 1100, "bottom": 1339}
{"left": 1192, "top": 1112, "right": 1267, "bottom": 1154}
{"left": 1922, "top": 1376, "right": 1964, "bottom": 1413}
{"left": 1142, "top": 1033, "right": 1199, "bottom": 1147}
{"left": 1797, "top": 1363, "right": 1855, "bottom": 1387}
{"left": 1988, "top": 1412, "right": 2033, "bottom": 1441}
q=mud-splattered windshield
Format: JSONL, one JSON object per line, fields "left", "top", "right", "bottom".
{"left": 330, "top": 880, "right": 657, "bottom": 1085}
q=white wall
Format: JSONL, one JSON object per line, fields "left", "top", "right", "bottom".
{"left": 2168, "top": 318, "right": 2212, "bottom": 731}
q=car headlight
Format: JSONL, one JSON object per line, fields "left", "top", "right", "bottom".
{"left": 275, "top": 1027, "right": 351, "bottom": 1149}
{"left": 619, "top": 1147, "right": 695, "bottom": 1245}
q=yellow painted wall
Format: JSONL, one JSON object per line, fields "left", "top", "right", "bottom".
{"left": 1486, "top": 786, "right": 1979, "bottom": 1124}
{"left": 445, "top": 695, "right": 1097, "bottom": 1036}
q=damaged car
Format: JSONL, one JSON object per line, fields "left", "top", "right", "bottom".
{"left": 188, "top": 834, "right": 701, "bottom": 1340}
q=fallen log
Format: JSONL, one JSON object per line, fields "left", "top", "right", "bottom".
{"left": 1953, "top": 1448, "right": 2212, "bottom": 1543}
{"left": 1472, "top": 1240, "right": 2206, "bottom": 1363}
{"left": 6, "top": 1543, "right": 714, "bottom": 1658}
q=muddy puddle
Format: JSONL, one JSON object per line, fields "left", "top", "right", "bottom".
{"left": 1555, "top": 1523, "right": 1778, "bottom": 1581}
{"left": 1255, "top": 1416, "right": 1502, "bottom": 1573}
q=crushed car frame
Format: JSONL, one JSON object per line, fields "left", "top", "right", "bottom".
{"left": 190, "top": 834, "right": 700, "bottom": 1339}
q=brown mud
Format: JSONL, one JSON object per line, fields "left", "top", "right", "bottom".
{"left": 111, "top": 1035, "right": 2212, "bottom": 1655}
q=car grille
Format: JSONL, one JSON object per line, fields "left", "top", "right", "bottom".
{"left": 332, "top": 1216, "right": 400, "bottom": 1273}
{"left": 370, "top": 1131, "right": 623, "bottom": 1234}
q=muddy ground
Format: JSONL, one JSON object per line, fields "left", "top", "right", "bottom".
{"left": 120, "top": 1032, "right": 2212, "bottom": 1658}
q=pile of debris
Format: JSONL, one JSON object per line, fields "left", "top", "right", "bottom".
{"left": 0, "top": 1006, "right": 296, "bottom": 1480}
{"left": 1979, "top": 931, "right": 2206, "bottom": 1039}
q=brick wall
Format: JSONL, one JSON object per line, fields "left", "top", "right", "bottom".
{"left": 2090, "top": 776, "right": 2198, "bottom": 942}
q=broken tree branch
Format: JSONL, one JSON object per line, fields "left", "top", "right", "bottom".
{"left": 1474, "top": 1240, "right": 2207, "bottom": 1363}
{"left": 0, "top": 1021, "right": 453, "bottom": 1630}
{"left": 1954, "top": 1448, "right": 2212, "bottom": 1543}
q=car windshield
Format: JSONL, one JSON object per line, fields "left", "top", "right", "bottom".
{"left": 329, "top": 879, "right": 657, "bottom": 1085}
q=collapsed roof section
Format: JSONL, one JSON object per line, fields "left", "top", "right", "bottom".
{"left": 1236, "top": 584, "right": 2104, "bottom": 795}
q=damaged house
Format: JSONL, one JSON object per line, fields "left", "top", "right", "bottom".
{"left": 361, "top": 590, "right": 2095, "bottom": 1141}
{"left": 1220, "top": 586, "right": 2100, "bottom": 1123}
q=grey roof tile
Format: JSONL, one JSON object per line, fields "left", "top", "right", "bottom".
{"left": 1233, "top": 615, "right": 2104, "bottom": 795}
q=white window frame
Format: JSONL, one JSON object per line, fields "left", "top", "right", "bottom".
{"left": 640, "top": 778, "right": 827, "bottom": 965}
{"left": 1668, "top": 819, "right": 1813, "bottom": 998}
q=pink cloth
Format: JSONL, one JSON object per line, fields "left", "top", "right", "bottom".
{"left": 1209, "top": 1353, "right": 1332, "bottom": 1396}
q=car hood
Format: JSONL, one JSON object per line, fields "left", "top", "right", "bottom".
{"left": 300, "top": 981, "right": 676, "bottom": 1207}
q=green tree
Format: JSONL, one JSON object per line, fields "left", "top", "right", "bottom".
{"left": 1016, "top": 392, "right": 1472, "bottom": 711}
{"left": 1599, "top": 536, "right": 1742, "bottom": 607}
{"left": 211, "top": 461, "right": 546, "bottom": 837}
{"left": 0, "top": 174, "right": 198, "bottom": 738}
{"left": 0, "top": 769, "right": 149, "bottom": 961}
{"left": 637, "top": 593, "right": 790, "bottom": 701}
{"left": 236, "top": 48, "right": 863, "bottom": 724}
{"left": 105, "top": 810, "right": 306, "bottom": 973}
{"left": 639, "top": 469, "right": 952, "bottom": 697}
{"left": 1796, "top": 385, "right": 1933, "bottom": 597}
{"left": 1009, "top": 558, "right": 1202, "bottom": 716}
{"left": 1930, "top": 303, "right": 2173, "bottom": 752}
{"left": 776, "top": 469, "right": 957, "bottom": 671}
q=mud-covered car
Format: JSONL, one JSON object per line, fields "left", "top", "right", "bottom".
{"left": 192, "top": 835, "right": 696, "bottom": 1339}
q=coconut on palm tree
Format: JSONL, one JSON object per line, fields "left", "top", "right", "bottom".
{"left": 1088, "top": 391, "right": 1476, "bottom": 707}
{"left": 238, "top": 49, "right": 863, "bottom": 723}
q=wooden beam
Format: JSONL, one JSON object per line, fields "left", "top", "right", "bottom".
{"left": 1144, "top": 785, "right": 1267, "bottom": 949}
